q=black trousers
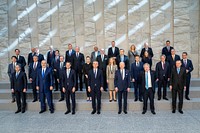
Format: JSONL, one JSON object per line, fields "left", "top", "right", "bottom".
{"left": 31, "top": 80, "right": 38, "bottom": 100}
{"left": 91, "top": 88, "right": 101, "bottom": 112}
{"left": 84, "top": 78, "right": 91, "bottom": 97}
{"left": 143, "top": 88, "right": 155, "bottom": 112}
{"left": 185, "top": 75, "right": 191, "bottom": 97}
{"left": 102, "top": 70, "right": 107, "bottom": 91}
{"left": 59, "top": 81, "right": 64, "bottom": 99}
{"left": 172, "top": 87, "right": 183, "bottom": 110}
{"left": 75, "top": 71, "right": 83, "bottom": 91}
{"left": 40, "top": 91, "right": 54, "bottom": 111}
{"left": 15, "top": 90, "right": 26, "bottom": 111}
{"left": 134, "top": 80, "right": 142, "bottom": 100}
{"left": 157, "top": 78, "right": 168, "bottom": 99}
{"left": 53, "top": 71, "right": 58, "bottom": 90}
{"left": 118, "top": 91, "right": 128, "bottom": 112}
{"left": 65, "top": 89, "right": 76, "bottom": 112}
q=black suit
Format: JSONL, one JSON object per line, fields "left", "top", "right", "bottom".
{"left": 116, "top": 55, "right": 129, "bottom": 70}
{"left": 170, "top": 67, "right": 186, "bottom": 111}
{"left": 141, "top": 57, "right": 152, "bottom": 69}
{"left": 167, "top": 54, "right": 180, "bottom": 71}
{"left": 181, "top": 59, "right": 194, "bottom": 98}
{"left": 72, "top": 53, "right": 85, "bottom": 91}
{"left": 28, "top": 52, "right": 36, "bottom": 66}
{"left": 51, "top": 56, "right": 60, "bottom": 90}
{"left": 62, "top": 69, "right": 76, "bottom": 113}
{"left": 162, "top": 46, "right": 174, "bottom": 57}
{"left": 108, "top": 47, "right": 119, "bottom": 58}
{"left": 11, "top": 71, "right": 27, "bottom": 112}
{"left": 29, "top": 62, "right": 41, "bottom": 101}
{"left": 37, "top": 54, "right": 44, "bottom": 63}
{"left": 65, "top": 49, "right": 75, "bottom": 63}
{"left": 88, "top": 69, "right": 103, "bottom": 112}
{"left": 114, "top": 69, "right": 130, "bottom": 112}
{"left": 47, "top": 51, "right": 55, "bottom": 67}
{"left": 140, "top": 47, "right": 154, "bottom": 58}
{"left": 57, "top": 62, "right": 66, "bottom": 99}
{"left": 140, "top": 71, "right": 156, "bottom": 112}
{"left": 83, "top": 63, "right": 92, "bottom": 97}
{"left": 16, "top": 55, "right": 26, "bottom": 72}
{"left": 155, "top": 61, "right": 170, "bottom": 99}
{"left": 96, "top": 55, "right": 108, "bottom": 91}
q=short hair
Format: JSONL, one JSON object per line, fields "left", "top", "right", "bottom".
{"left": 11, "top": 56, "right": 17, "bottom": 60}
{"left": 143, "top": 63, "right": 150, "bottom": 68}
{"left": 182, "top": 52, "right": 187, "bottom": 55}
{"left": 60, "top": 55, "right": 64, "bottom": 58}
{"left": 120, "top": 49, "right": 124, "bottom": 52}
{"left": 135, "top": 55, "right": 140, "bottom": 58}
{"left": 112, "top": 41, "right": 115, "bottom": 43}
{"left": 66, "top": 62, "right": 71, "bottom": 65}
{"left": 166, "top": 40, "right": 170, "bottom": 43}
{"left": 15, "top": 49, "right": 20, "bottom": 52}
{"left": 86, "top": 56, "right": 90, "bottom": 59}
{"left": 68, "top": 43, "right": 72, "bottom": 46}
{"left": 160, "top": 54, "right": 166, "bottom": 58}
{"left": 33, "top": 55, "right": 38, "bottom": 58}
{"left": 15, "top": 64, "right": 21, "bottom": 69}
{"left": 93, "top": 61, "right": 98, "bottom": 64}
{"left": 55, "top": 50, "right": 59, "bottom": 53}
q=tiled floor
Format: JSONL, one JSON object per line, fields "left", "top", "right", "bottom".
{"left": 0, "top": 110, "right": 200, "bottom": 133}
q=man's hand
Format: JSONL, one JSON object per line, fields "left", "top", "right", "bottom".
{"left": 63, "top": 87, "right": 66, "bottom": 93}
{"left": 186, "top": 70, "right": 189, "bottom": 73}
{"left": 36, "top": 86, "right": 39, "bottom": 90}
{"left": 184, "top": 86, "right": 186, "bottom": 91}
{"left": 168, "top": 78, "right": 170, "bottom": 81}
{"left": 85, "top": 75, "right": 88, "bottom": 79}
{"left": 115, "top": 87, "right": 118, "bottom": 92}
{"left": 88, "top": 86, "right": 91, "bottom": 92}
{"left": 107, "top": 80, "right": 109, "bottom": 83}
{"left": 169, "top": 85, "right": 172, "bottom": 91}
{"left": 127, "top": 88, "right": 130, "bottom": 92}
{"left": 100, "top": 87, "right": 104, "bottom": 92}
{"left": 23, "top": 88, "right": 26, "bottom": 93}
{"left": 29, "top": 78, "right": 32, "bottom": 83}
{"left": 57, "top": 79, "right": 59, "bottom": 83}
{"left": 50, "top": 86, "right": 53, "bottom": 91}
{"left": 11, "top": 89, "right": 14, "bottom": 93}
{"left": 72, "top": 87, "right": 75, "bottom": 93}
{"left": 54, "top": 69, "right": 57, "bottom": 72}
{"left": 132, "top": 79, "right": 135, "bottom": 82}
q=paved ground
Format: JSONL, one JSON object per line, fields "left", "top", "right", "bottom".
{"left": 0, "top": 110, "right": 200, "bottom": 133}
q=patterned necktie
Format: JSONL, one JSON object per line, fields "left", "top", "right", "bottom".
{"left": 145, "top": 72, "right": 148, "bottom": 89}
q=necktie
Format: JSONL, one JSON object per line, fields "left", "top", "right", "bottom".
{"left": 76, "top": 53, "right": 79, "bottom": 58}
{"left": 42, "top": 69, "right": 45, "bottom": 78}
{"left": 13, "top": 63, "right": 15, "bottom": 70}
{"left": 94, "top": 69, "right": 97, "bottom": 78}
{"left": 121, "top": 70, "right": 124, "bottom": 80}
{"left": 50, "top": 51, "right": 52, "bottom": 57}
{"left": 67, "top": 69, "right": 69, "bottom": 78}
{"left": 177, "top": 68, "right": 180, "bottom": 74}
{"left": 184, "top": 60, "right": 187, "bottom": 67}
{"left": 162, "top": 62, "right": 165, "bottom": 70}
{"left": 33, "top": 63, "right": 36, "bottom": 70}
{"left": 101, "top": 55, "right": 104, "bottom": 62}
{"left": 69, "top": 50, "right": 71, "bottom": 56}
{"left": 16, "top": 72, "right": 19, "bottom": 78}
{"left": 60, "top": 62, "right": 63, "bottom": 69}
{"left": 172, "top": 55, "right": 175, "bottom": 61}
{"left": 145, "top": 72, "right": 148, "bottom": 89}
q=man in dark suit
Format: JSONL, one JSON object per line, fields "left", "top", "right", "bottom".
{"left": 36, "top": 60, "right": 54, "bottom": 114}
{"left": 116, "top": 49, "right": 129, "bottom": 70}
{"left": 88, "top": 61, "right": 104, "bottom": 114}
{"left": 62, "top": 62, "right": 76, "bottom": 115}
{"left": 28, "top": 56, "right": 41, "bottom": 102}
{"left": 140, "top": 63, "right": 156, "bottom": 115}
{"left": 15, "top": 49, "right": 26, "bottom": 72}
{"left": 72, "top": 46, "right": 85, "bottom": 91}
{"left": 181, "top": 52, "right": 193, "bottom": 100}
{"left": 27, "top": 48, "right": 36, "bottom": 66}
{"left": 96, "top": 49, "right": 108, "bottom": 91}
{"left": 162, "top": 40, "right": 174, "bottom": 58}
{"left": 7, "top": 56, "right": 19, "bottom": 103}
{"left": 35, "top": 48, "right": 44, "bottom": 63}
{"left": 155, "top": 55, "right": 170, "bottom": 100}
{"left": 91, "top": 46, "right": 100, "bottom": 63}
{"left": 47, "top": 46, "right": 55, "bottom": 67}
{"left": 140, "top": 43, "right": 154, "bottom": 58}
{"left": 11, "top": 65, "right": 27, "bottom": 114}
{"left": 114, "top": 62, "right": 130, "bottom": 114}
{"left": 57, "top": 55, "right": 66, "bottom": 101}
{"left": 131, "top": 55, "right": 143, "bottom": 102}
{"left": 170, "top": 60, "right": 186, "bottom": 114}
{"left": 108, "top": 41, "right": 119, "bottom": 59}
{"left": 65, "top": 43, "right": 75, "bottom": 63}
{"left": 167, "top": 49, "right": 180, "bottom": 71}
{"left": 51, "top": 50, "right": 60, "bottom": 91}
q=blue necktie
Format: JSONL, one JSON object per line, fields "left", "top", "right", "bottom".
{"left": 16, "top": 72, "right": 18, "bottom": 78}
{"left": 177, "top": 68, "right": 180, "bottom": 74}
{"left": 145, "top": 72, "right": 148, "bottom": 90}
{"left": 42, "top": 69, "right": 45, "bottom": 78}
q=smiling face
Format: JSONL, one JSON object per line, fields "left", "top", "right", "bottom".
{"left": 93, "top": 61, "right": 98, "bottom": 69}
{"left": 66, "top": 62, "right": 71, "bottom": 69}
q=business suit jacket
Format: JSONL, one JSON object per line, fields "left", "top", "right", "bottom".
{"left": 170, "top": 67, "right": 186, "bottom": 90}
{"left": 155, "top": 61, "right": 170, "bottom": 80}
{"left": 131, "top": 62, "right": 144, "bottom": 81}
{"left": 72, "top": 53, "right": 85, "bottom": 72}
{"left": 65, "top": 49, "right": 75, "bottom": 63}
{"left": 91, "top": 51, "right": 100, "bottom": 63}
{"left": 11, "top": 71, "right": 27, "bottom": 91}
{"left": 62, "top": 69, "right": 76, "bottom": 90}
{"left": 47, "top": 51, "right": 55, "bottom": 66}
{"left": 16, "top": 55, "right": 26, "bottom": 72}
{"left": 108, "top": 47, "right": 120, "bottom": 58}
{"left": 114, "top": 69, "right": 130, "bottom": 91}
{"left": 162, "top": 46, "right": 174, "bottom": 57}
{"left": 36, "top": 67, "right": 53, "bottom": 93}
{"left": 37, "top": 54, "right": 44, "bottom": 63}
{"left": 28, "top": 62, "right": 41, "bottom": 81}
{"left": 88, "top": 69, "right": 104, "bottom": 90}
{"left": 116, "top": 55, "right": 129, "bottom": 70}
{"left": 140, "top": 71, "right": 156, "bottom": 93}
{"left": 28, "top": 52, "right": 36, "bottom": 66}
{"left": 140, "top": 47, "right": 154, "bottom": 58}
{"left": 167, "top": 54, "right": 180, "bottom": 69}
{"left": 181, "top": 59, "right": 193, "bottom": 77}
{"left": 7, "top": 62, "right": 20, "bottom": 80}
{"left": 96, "top": 55, "right": 108, "bottom": 71}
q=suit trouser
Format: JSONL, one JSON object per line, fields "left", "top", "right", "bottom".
{"left": 143, "top": 88, "right": 155, "bottom": 112}
{"left": 102, "top": 70, "right": 107, "bottom": 91}
{"left": 65, "top": 89, "right": 76, "bottom": 112}
{"left": 53, "top": 71, "right": 58, "bottom": 90}
{"left": 15, "top": 90, "right": 26, "bottom": 111}
{"left": 172, "top": 87, "right": 183, "bottom": 110}
{"left": 59, "top": 81, "right": 65, "bottom": 99}
{"left": 91, "top": 88, "right": 101, "bottom": 112}
{"left": 134, "top": 80, "right": 142, "bottom": 100}
{"left": 75, "top": 71, "right": 83, "bottom": 91}
{"left": 185, "top": 75, "right": 191, "bottom": 97}
{"left": 157, "top": 78, "right": 167, "bottom": 99}
{"left": 118, "top": 91, "right": 128, "bottom": 112}
{"left": 40, "top": 91, "right": 54, "bottom": 111}
{"left": 31, "top": 80, "right": 38, "bottom": 100}
{"left": 84, "top": 78, "right": 91, "bottom": 97}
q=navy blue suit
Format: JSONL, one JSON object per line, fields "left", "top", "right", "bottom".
{"left": 181, "top": 59, "right": 194, "bottom": 97}
{"left": 57, "top": 62, "right": 66, "bottom": 99}
{"left": 29, "top": 62, "right": 41, "bottom": 101}
{"left": 114, "top": 69, "right": 130, "bottom": 112}
{"left": 47, "top": 51, "right": 55, "bottom": 67}
{"left": 88, "top": 69, "right": 103, "bottom": 112}
{"left": 108, "top": 47, "right": 119, "bottom": 58}
{"left": 167, "top": 54, "right": 180, "bottom": 71}
{"left": 37, "top": 54, "right": 44, "bottom": 63}
{"left": 11, "top": 71, "right": 27, "bottom": 111}
{"left": 62, "top": 69, "right": 76, "bottom": 112}
{"left": 162, "top": 46, "right": 174, "bottom": 57}
{"left": 65, "top": 49, "right": 75, "bottom": 63}
{"left": 16, "top": 55, "right": 26, "bottom": 72}
{"left": 131, "top": 62, "right": 144, "bottom": 100}
{"left": 28, "top": 52, "right": 36, "bottom": 66}
{"left": 36, "top": 67, "right": 54, "bottom": 111}
{"left": 51, "top": 56, "right": 60, "bottom": 90}
{"left": 116, "top": 55, "right": 129, "bottom": 70}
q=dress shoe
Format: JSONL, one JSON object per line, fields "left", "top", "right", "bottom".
{"left": 65, "top": 110, "right": 71, "bottom": 114}
{"left": 124, "top": 111, "right": 127, "bottom": 114}
{"left": 179, "top": 110, "right": 183, "bottom": 114}
{"left": 114, "top": 99, "right": 117, "bottom": 102}
{"left": 185, "top": 97, "right": 190, "bottom": 100}
{"left": 118, "top": 111, "right": 121, "bottom": 114}
{"left": 97, "top": 111, "right": 100, "bottom": 114}
{"left": 59, "top": 98, "right": 64, "bottom": 102}
{"left": 15, "top": 110, "right": 21, "bottom": 114}
{"left": 91, "top": 110, "right": 96, "bottom": 114}
{"left": 151, "top": 111, "right": 156, "bottom": 115}
{"left": 139, "top": 99, "right": 143, "bottom": 102}
{"left": 11, "top": 99, "right": 15, "bottom": 103}
{"left": 134, "top": 98, "right": 138, "bottom": 102}
{"left": 32, "top": 99, "right": 37, "bottom": 102}
{"left": 163, "top": 97, "right": 168, "bottom": 100}
{"left": 39, "top": 110, "right": 46, "bottom": 114}
{"left": 172, "top": 110, "right": 176, "bottom": 113}
{"left": 72, "top": 112, "right": 75, "bottom": 115}
{"left": 158, "top": 98, "right": 161, "bottom": 101}
{"left": 50, "top": 110, "right": 54, "bottom": 114}
{"left": 142, "top": 111, "right": 146, "bottom": 114}
{"left": 21, "top": 110, "right": 25, "bottom": 113}
{"left": 109, "top": 100, "right": 112, "bottom": 102}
